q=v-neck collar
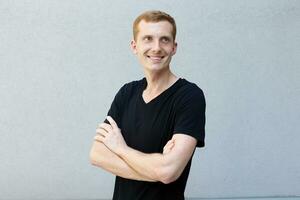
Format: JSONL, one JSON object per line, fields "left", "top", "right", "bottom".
{"left": 140, "top": 77, "right": 183, "bottom": 105}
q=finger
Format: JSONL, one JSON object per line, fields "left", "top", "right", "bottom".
{"left": 163, "top": 148, "right": 171, "bottom": 154}
{"left": 163, "top": 145, "right": 173, "bottom": 154}
{"left": 96, "top": 128, "right": 109, "bottom": 137}
{"left": 166, "top": 140, "right": 175, "bottom": 147}
{"left": 94, "top": 135, "right": 105, "bottom": 142}
{"left": 163, "top": 142, "right": 171, "bottom": 150}
{"left": 166, "top": 139, "right": 174, "bottom": 146}
{"left": 163, "top": 142, "right": 170, "bottom": 150}
{"left": 168, "top": 142, "right": 174, "bottom": 149}
{"left": 164, "top": 140, "right": 175, "bottom": 151}
{"left": 106, "top": 116, "right": 118, "bottom": 129}
{"left": 97, "top": 122, "right": 111, "bottom": 129}
{"left": 99, "top": 123, "right": 113, "bottom": 132}
{"left": 164, "top": 139, "right": 174, "bottom": 148}
{"left": 164, "top": 142, "right": 174, "bottom": 151}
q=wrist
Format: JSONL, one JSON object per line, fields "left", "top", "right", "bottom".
{"left": 117, "top": 145, "right": 130, "bottom": 158}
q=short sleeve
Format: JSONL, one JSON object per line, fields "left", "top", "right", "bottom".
{"left": 173, "top": 87, "right": 206, "bottom": 148}
{"left": 104, "top": 85, "right": 126, "bottom": 127}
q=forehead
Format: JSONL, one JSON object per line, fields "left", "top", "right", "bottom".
{"left": 137, "top": 20, "right": 173, "bottom": 38}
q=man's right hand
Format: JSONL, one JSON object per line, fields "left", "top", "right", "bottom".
{"left": 163, "top": 139, "right": 175, "bottom": 154}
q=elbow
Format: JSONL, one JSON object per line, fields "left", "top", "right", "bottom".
{"left": 89, "top": 149, "right": 103, "bottom": 167}
{"left": 155, "top": 166, "right": 180, "bottom": 184}
{"left": 89, "top": 150, "right": 97, "bottom": 166}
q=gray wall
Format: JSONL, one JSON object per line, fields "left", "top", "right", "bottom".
{"left": 1, "top": 0, "right": 299, "bottom": 199}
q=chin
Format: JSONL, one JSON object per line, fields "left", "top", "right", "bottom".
{"left": 145, "top": 64, "right": 169, "bottom": 72}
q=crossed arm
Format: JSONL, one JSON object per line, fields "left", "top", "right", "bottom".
{"left": 90, "top": 141, "right": 156, "bottom": 181}
{"left": 89, "top": 116, "right": 197, "bottom": 184}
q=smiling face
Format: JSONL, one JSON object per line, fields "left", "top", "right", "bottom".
{"left": 131, "top": 20, "right": 177, "bottom": 72}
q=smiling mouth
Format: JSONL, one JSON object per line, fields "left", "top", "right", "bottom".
{"left": 147, "top": 55, "right": 165, "bottom": 61}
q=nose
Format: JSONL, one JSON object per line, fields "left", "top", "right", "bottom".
{"left": 152, "top": 40, "right": 162, "bottom": 52}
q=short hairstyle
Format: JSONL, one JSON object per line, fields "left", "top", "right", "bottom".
{"left": 133, "top": 10, "right": 177, "bottom": 41}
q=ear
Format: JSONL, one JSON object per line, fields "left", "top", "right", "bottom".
{"left": 130, "top": 39, "right": 137, "bottom": 54}
{"left": 171, "top": 42, "right": 177, "bottom": 55}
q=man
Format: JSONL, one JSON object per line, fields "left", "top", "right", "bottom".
{"left": 89, "top": 10, "right": 206, "bottom": 200}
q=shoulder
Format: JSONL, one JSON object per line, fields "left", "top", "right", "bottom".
{"left": 118, "top": 78, "right": 144, "bottom": 95}
{"left": 121, "top": 78, "right": 144, "bottom": 91}
{"left": 114, "top": 78, "right": 144, "bottom": 101}
{"left": 111, "top": 78, "right": 144, "bottom": 109}
{"left": 175, "top": 78, "right": 205, "bottom": 105}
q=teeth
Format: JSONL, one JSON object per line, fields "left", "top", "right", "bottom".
{"left": 148, "top": 56, "right": 164, "bottom": 60}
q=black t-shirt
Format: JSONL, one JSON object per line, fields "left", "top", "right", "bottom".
{"left": 105, "top": 77, "right": 206, "bottom": 200}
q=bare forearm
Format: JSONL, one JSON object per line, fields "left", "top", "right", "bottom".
{"left": 90, "top": 141, "right": 156, "bottom": 182}
{"left": 94, "top": 117, "right": 190, "bottom": 184}
{"left": 118, "top": 146, "right": 171, "bottom": 183}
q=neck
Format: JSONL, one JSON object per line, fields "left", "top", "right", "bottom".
{"left": 143, "top": 67, "right": 178, "bottom": 94}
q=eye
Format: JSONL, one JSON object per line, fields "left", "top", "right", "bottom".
{"left": 161, "top": 37, "right": 170, "bottom": 43}
{"left": 144, "top": 36, "right": 152, "bottom": 41}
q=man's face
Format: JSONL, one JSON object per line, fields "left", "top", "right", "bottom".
{"left": 131, "top": 20, "right": 177, "bottom": 72}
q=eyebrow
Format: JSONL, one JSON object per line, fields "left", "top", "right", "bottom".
{"left": 161, "top": 36, "right": 172, "bottom": 40}
{"left": 142, "top": 35, "right": 152, "bottom": 39}
{"left": 141, "top": 35, "right": 172, "bottom": 40}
